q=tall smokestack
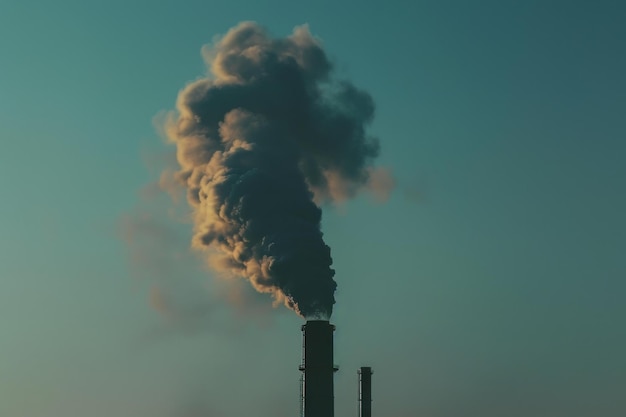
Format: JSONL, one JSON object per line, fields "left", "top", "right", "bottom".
{"left": 300, "top": 320, "right": 337, "bottom": 417}
{"left": 358, "top": 366, "right": 373, "bottom": 417}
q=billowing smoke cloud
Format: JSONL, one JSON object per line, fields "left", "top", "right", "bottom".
{"left": 164, "top": 22, "right": 388, "bottom": 319}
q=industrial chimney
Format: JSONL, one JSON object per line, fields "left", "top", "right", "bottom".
{"left": 358, "top": 367, "right": 373, "bottom": 417}
{"left": 299, "top": 320, "right": 338, "bottom": 417}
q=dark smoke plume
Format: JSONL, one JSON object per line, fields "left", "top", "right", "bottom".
{"left": 164, "top": 22, "right": 387, "bottom": 318}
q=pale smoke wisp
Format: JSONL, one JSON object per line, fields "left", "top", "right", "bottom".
{"left": 164, "top": 22, "right": 386, "bottom": 318}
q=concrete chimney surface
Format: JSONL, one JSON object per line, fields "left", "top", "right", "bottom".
{"left": 358, "top": 366, "right": 373, "bottom": 417}
{"left": 301, "top": 320, "right": 336, "bottom": 417}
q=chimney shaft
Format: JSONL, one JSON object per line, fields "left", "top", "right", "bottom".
{"left": 358, "top": 367, "right": 372, "bottom": 417}
{"left": 300, "top": 320, "right": 336, "bottom": 417}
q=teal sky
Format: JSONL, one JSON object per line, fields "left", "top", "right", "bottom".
{"left": 1, "top": 1, "right": 624, "bottom": 416}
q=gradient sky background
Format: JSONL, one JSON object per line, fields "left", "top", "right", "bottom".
{"left": 1, "top": 1, "right": 625, "bottom": 416}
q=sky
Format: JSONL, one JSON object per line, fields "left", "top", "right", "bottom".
{"left": 0, "top": 1, "right": 625, "bottom": 416}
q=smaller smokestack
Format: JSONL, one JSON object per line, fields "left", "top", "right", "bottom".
{"left": 358, "top": 366, "right": 373, "bottom": 417}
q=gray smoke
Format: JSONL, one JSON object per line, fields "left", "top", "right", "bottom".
{"left": 164, "top": 22, "right": 386, "bottom": 318}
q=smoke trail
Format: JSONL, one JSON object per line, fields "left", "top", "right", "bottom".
{"left": 164, "top": 22, "right": 386, "bottom": 318}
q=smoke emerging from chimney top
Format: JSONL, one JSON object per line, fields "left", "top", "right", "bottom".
{"left": 163, "top": 22, "right": 387, "bottom": 319}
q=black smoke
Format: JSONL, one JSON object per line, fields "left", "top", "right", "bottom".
{"left": 164, "top": 22, "right": 386, "bottom": 318}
